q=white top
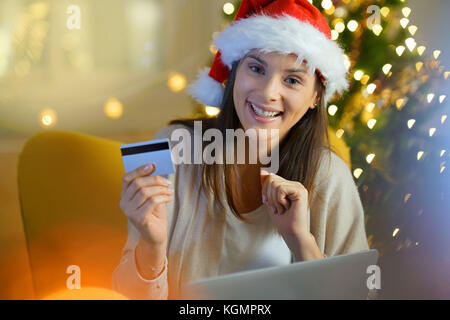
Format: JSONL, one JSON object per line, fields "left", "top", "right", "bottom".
{"left": 218, "top": 204, "right": 292, "bottom": 275}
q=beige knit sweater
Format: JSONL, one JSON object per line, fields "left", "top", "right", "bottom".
{"left": 111, "top": 123, "right": 370, "bottom": 299}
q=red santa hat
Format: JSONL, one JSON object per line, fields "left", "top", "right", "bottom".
{"left": 187, "top": 0, "right": 349, "bottom": 108}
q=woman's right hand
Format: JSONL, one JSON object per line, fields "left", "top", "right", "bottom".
{"left": 120, "top": 163, "right": 173, "bottom": 248}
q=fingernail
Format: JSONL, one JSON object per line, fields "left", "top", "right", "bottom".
{"left": 145, "top": 163, "right": 155, "bottom": 171}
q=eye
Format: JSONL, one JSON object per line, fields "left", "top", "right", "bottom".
{"left": 249, "top": 65, "right": 263, "bottom": 73}
{"left": 286, "top": 77, "right": 302, "bottom": 86}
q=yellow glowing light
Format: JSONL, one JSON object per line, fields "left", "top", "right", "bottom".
{"left": 404, "top": 193, "right": 412, "bottom": 203}
{"left": 416, "top": 62, "right": 423, "bottom": 72}
{"left": 427, "top": 93, "right": 435, "bottom": 103}
{"left": 39, "top": 108, "right": 57, "bottom": 128}
{"left": 331, "top": 29, "right": 339, "bottom": 40}
{"left": 366, "top": 153, "right": 375, "bottom": 164}
{"left": 209, "top": 44, "right": 217, "bottom": 55}
{"left": 223, "top": 2, "right": 235, "bottom": 15}
{"left": 417, "top": 151, "right": 424, "bottom": 160}
{"left": 29, "top": 2, "right": 50, "bottom": 20}
{"left": 334, "top": 7, "right": 347, "bottom": 18}
{"left": 405, "top": 38, "right": 416, "bottom": 52}
{"left": 324, "top": 5, "right": 335, "bottom": 15}
{"left": 433, "top": 50, "right": 441, "bottom": 59}
{"left": 335, "top": 22, "right": 345, "bottom": 33}
{"left": 366, "top": 83, "right": 377, "bottom": 94}
{"left": 400, "top": 18, "right": 409, "bottom": 28}
{"left": 366, "top": 102, "right": 376, "bottom": 113}
{"left": 402, "top": 7, "right": 411, "bottom": 17}
{"left": 204, "top": 106, "right": 220, "bottom": 117}
{"left": 321, "top": 0, "right": 333, "bottom": 10}
{"left": 336, "top": 128, "right": 344, "bottom": 139}
{"left": 167, "top": 72, "right": 187, "bottom": 92}
{"left": 328, "top": 104, "right": 338, "bottom": 116}
{"left": 104, "top": 98, "right": 123, "bottom": 119}
{"left": 353, "top": 70, "right": 364, "bottom": 81}
{"left": 347, "top": 20, "right": 358, "bottom": 32}
{"left": 407, "top": 119, "right": 416, "bottom": 129}
{"left": 408, "top": 25, "right": 418, "bottom": 36}
{"left": 396, "top": 46, "right": 406, "bottom": 56}
{"left": 372, "top": 24, "right": 383, "bottom": 36}
{"left": 442, "top": 115, "right": 447, "bottom": 124}
{"left": 439, "top": 95, "right": 446, "bottom": 103}
{"left": 417, "top": 46, "right": 426, "bottom": 56}
{"left": 380, "top": 7, "right": 390, "bottom": 17}
{"left": 382, "top": 64, "right": 392, "bottom": 75}
{"left": 393, "top": 228, "right": 400, "bottom": 237}
{"left": 445, "top": 72, "right": 450, "bottom": 80}
{"left": 440, "top": 150, "right": 446, "bottom": 157}
{"left": 429, "top": 128, "right": 436, "bottom": 137}
{"left": 42, "top": 287, "right": 128, "bottom": 300}
{"left": 353, "top": 168, "right": 363, "bottom": 179}
{"left": 367, "top": 118, "right": 377, "bottom": 129}
{"left": 360, "top": 75, "right": 370, "bottom": 85}
{"left": 441, "top": 166, "right": 446, "bottom": 174}
{"left": 396, "top": 98, "right": 406, "bottom": 110}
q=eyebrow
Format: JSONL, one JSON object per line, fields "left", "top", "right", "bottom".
{"left": 246, "top": 54, "right": 308, "bottom": 73}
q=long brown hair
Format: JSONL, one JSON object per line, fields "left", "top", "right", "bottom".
{"left": 169, "top": 57, "right": 330, "bottom": 221}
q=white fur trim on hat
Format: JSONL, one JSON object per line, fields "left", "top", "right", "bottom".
{"left": 213, "top": 13, "right": 349, "bottom": 105}
{"left": 186, "top": 67, "right": 224, "bottom": 107}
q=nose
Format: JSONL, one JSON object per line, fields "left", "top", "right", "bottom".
{"left": 260, "top": 75, "right": 282, "bottom": 102}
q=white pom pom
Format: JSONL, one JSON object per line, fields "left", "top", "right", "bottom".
{"left": 186, "top": 67, "right": 224, "bottom": 107}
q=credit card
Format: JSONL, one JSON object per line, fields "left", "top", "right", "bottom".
{"left": 120, "top": 138, "right": 175, "bottom": 176}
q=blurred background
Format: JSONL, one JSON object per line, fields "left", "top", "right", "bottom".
{"left": 0, "top": 0, "right": 449, "bottom": 299}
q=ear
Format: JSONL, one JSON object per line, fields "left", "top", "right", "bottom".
{"left": 310, "top": 91, "right": 321, "bottom": 109}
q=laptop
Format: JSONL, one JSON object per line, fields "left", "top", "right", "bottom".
{"left": 180, "top": 249, "right": 379, "bottom": 300}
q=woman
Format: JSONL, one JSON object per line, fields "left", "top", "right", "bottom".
{"left": 112, "top": 0, "right": 369, "bottom": 300}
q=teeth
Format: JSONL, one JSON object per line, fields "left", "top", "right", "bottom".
{"left": 249, "top": 102, "right": 281, "bottom": 117}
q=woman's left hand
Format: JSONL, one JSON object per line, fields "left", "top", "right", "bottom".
{"left": 260, "top": 169, "right": 309, "bottom": 239}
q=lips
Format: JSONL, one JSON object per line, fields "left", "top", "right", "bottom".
{"left": 247, "top": 101, "right": 283, "bottom": 117}
{"left": 246, "top": 100, "right": 283, "bottom": 123}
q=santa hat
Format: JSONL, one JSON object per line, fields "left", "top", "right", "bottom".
{"left": 187, "top": 0, "right": 349, "bottom": 108}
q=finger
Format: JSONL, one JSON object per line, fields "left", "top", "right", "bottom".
{"left": 124, "top": 174, "right": 172, "bottom": 202}
{"left": 137, "top": 194, "right": 173, "bottom": 219}
{"left": 276, "top": 185, "right": 291, "bottom": 214}
{"left": 130, "top": 185, "right": 174, "bottom": 211}
{"left": 272, "top": 184, "right": 285, "bottom": 215}
{"left": 266, "top": 175, "right": 283, "bottom": 215}
{"left": 260, "top": 169, "right": 271, "bottom": 202}
{"left": 121, "top": 163, "right": 155, "bottom": 198}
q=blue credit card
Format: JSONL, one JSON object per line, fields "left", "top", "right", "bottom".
{"left": 120, "top": 138, "right": 175, "bottom": 176}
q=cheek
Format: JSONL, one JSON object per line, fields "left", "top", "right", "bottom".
{"left": 234, "top": 72, "right": 253, "bottom": 100}
{"left": 284, "top": 98, "right": 311, "bottom": 122}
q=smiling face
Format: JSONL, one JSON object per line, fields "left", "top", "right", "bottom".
{"left": 233, "top": 49, "right": 321, "bottom": 145}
